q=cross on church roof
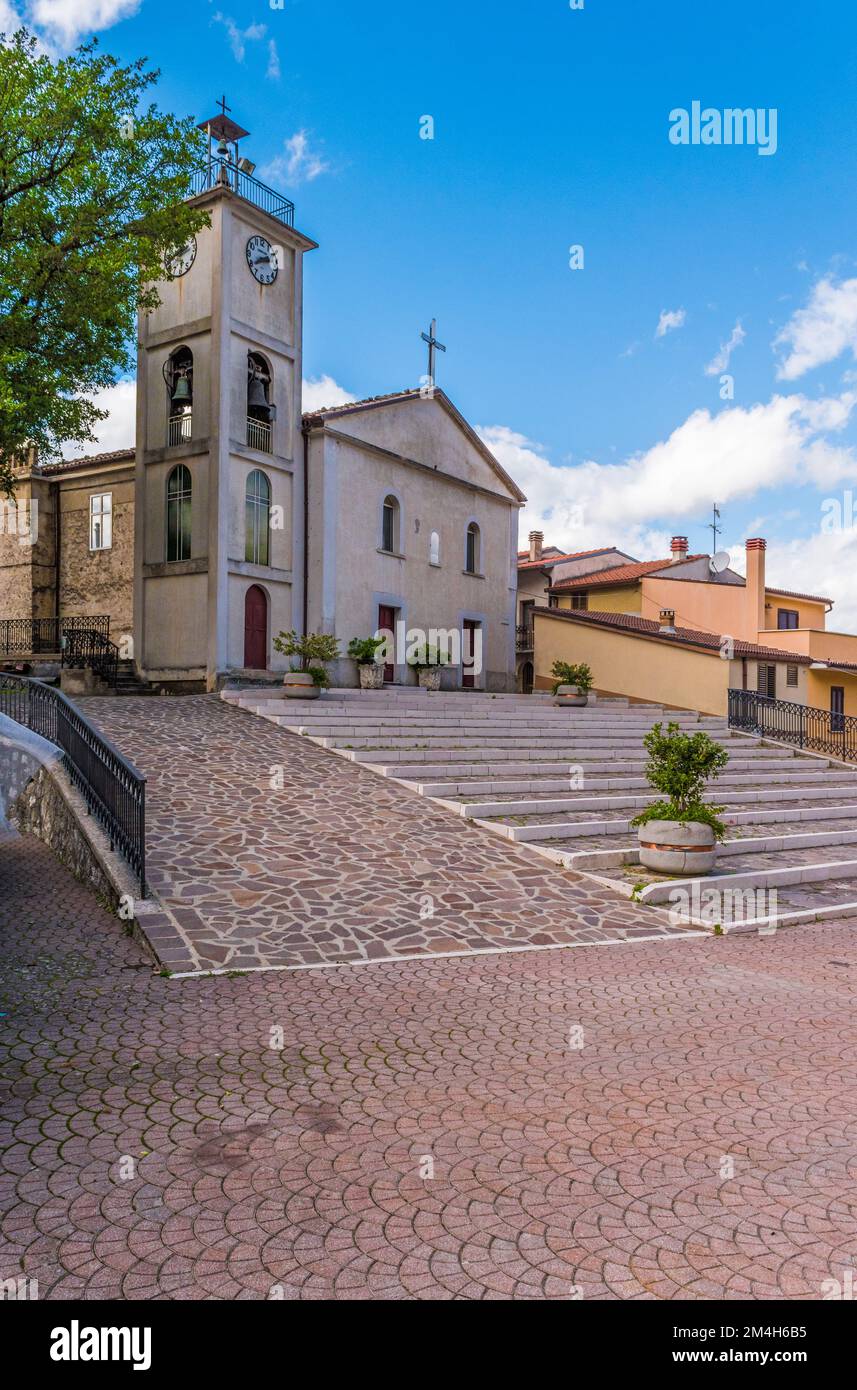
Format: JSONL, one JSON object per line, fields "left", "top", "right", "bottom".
{"left": 421, "top": 317, "right": 446, "bottom": 386}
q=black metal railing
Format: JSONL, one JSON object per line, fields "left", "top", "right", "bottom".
{"left": 516, "top": 625, "right": 533, "bottom": 651}
{"left": 62, "top": 629, "right": 120, "bottom": 687}
{"left": 728, "top": 688, "right": 857, "bottom": 763}
{"left": 0, "top": 615, "right": 109, "bottom": 657}
{"left": 0, "top": 673, "right": 146, "bottom": 892}
{"left": 189, "top": 160, "right": 295, "bottom": 226}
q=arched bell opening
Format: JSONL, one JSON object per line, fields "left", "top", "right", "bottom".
{"left": 247, "top": 351, "right": 276, "bottom": 453}
{"left": 163, "top": 347, "right": 193, "bottom": 446}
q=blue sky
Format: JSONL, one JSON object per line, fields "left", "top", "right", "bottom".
{"left": 11, "top": 0, "right": 857, "bottom": 621}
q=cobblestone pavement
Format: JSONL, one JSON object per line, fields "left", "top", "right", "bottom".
{"left": 2, "top": 832, "right": 857, "bottom": 1300}
{"left": 76, "top": 696, "right": 698, "bottom": 974}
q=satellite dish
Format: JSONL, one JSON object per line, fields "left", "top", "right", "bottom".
{"left": 709, "top": 551, "right": 731, "bottom": 575}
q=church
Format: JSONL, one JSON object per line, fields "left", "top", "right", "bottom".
{"left": 0, "top": 106, "right": 524, "bottom": 693}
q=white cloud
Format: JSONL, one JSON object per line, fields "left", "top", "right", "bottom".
{"left": 655, "top": 307, "right": 686, "bottom": 339}
{"left": 211, "top": 12, "right": 267, "bottom": 64}
{"left": 27, "top": 0, "right": 140, "bottom": 46}
{"left": 704, "top": 320, "right": 745, "bottom": 376}
{"left": 774, "top": 276, "right": 857, "bottom": 380}
{"left": 301, "top": 375, "right": 356, "bottom": 413}
{"left": 259, "top": 130, "right": 331, "bottom": 187}
{"left": 479, "top": 391, "right": 857, "bottom": 556}
{"left": 266, "top": 37, "right": 280, "bottom": 81}
{"left": 61, "top": 378, "right": 136, "bottom": 458}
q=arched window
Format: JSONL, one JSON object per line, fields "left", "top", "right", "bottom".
{"left": 164, "top": 347, "right": 193, "bottom": 446}
{"left": 429, "top": 530, "right": 440, "bottom": 566}
{"left": 381, "top": 494, "right": 400, "bottom": 553}
{"left": 245, "top": 469, "right": 271, "bottom": 565}
{"left": 166, "top": 464, "right": 192, "bottom": 562}
{"left": 247, "top": 351, "right": 275, "bottom": 453}
{"left": 465, "top": 521, "right": 481, "bottom": 574}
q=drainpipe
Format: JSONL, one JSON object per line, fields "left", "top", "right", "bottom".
{"left": 302, "top": 426, "right": 309, "bottom": 636}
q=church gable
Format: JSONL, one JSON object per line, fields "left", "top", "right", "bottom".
{"left": 306, "top": 391, "right": 525, "bottom": 504}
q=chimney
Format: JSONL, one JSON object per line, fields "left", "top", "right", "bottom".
{"left": 529, "top": 530, "right": 544, "bottom": 563}
{"left": 670, "top": 535, "right": 689, "bottom": 563}
{"left": 659, "top": 609, "right": 677, "bottom": 633}
{"left": 745, "top": 538, "right": 767, "bottom": 636}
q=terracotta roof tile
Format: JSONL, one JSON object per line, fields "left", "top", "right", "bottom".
{"left": 766, "top": 586, "right": 833, "bottom": 606}
{"left": 535, "top": 606, "right": 813, "bottom": 663}
{"left": 550, "top": 555, "right": 705, "bottom": 590}
{"left": 517, "top": 546, "right": 623, "bottom": 571}
{"left": 39, "top": 448, "right": 135, "bottom": 475}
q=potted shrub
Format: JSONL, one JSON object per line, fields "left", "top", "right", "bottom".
{"left": 631, "top": 721, "right": 729, "bottom": 875}
{"left": 408, "top": 641, "right": 450, "bottom": 691}
{"left": 347, "top": 636, "right": 385, "bottom": 690}
{"left": 551, "top": 660, "right": 593, "bottom": 707}
{"left": 273, "top": 630, "right": 340, "bottom": 699}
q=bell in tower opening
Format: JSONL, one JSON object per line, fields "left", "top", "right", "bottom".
{"left": 247, "top": 351, "right": 276, "bottom": 453}
{"left": 163, "top": 346, "right": 193, "bottom": 446}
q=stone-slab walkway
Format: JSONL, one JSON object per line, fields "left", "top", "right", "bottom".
{"left": 77, "top": 696, "right": 697, "bottom": 974}
{"left": 2, "top": 833, "right": 857, "bottom": 1300}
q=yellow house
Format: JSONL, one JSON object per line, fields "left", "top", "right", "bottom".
{"left": 541, "top": 534, "right": 857, "bottom": 720}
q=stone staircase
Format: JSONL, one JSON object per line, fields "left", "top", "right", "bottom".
{"left": 222, "top": 688, "right": 857, "bottom": 932}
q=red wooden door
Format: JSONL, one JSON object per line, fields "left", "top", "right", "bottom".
{"left": 462, "top": 620, "right": 479, "bottom": 688}
{"left": 378, "top": 605, "right": 396, "bottom": 683}
{"left": 244, "top": 585, "right": 268, "bottom": 669}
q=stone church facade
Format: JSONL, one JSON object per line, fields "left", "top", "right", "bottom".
{"left": 1, "top": 109, "right": 523, "bottom": 691}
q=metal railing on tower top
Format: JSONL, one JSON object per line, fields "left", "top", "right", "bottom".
{"left": 189, "top": 159, "right": 295, "bottom": 227}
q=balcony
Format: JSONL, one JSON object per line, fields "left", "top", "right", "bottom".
{"left": 516, "top": 624, "right": 533, "bottom": 651}
{"left": 189, "top": 159, "right": 295, "bottom": 228}
{"left": 246, "top": 417, "right": 272, "bottom": 453}
{"left": 168, "top": 413, "right": 192, "bottom": 447}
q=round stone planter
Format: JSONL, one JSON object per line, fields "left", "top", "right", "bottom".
{"left": 283, "top": 671, "right": 321, "bottom": 700}
{"left": 358, "top": 662, "right": 384, "bottom": 690}
{"left": 417, "top": 666, "right": 442, "bottom": 691}
{"left": 637, "top": 820, "right": 717, "bottom": 876}
{"left": 554, "top": 683, "right": 588, "bottom": 708}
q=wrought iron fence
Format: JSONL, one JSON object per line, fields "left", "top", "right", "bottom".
{"left": 0, "top": 673, "right": 146, "bottom": 892}
{"left": 0, "top": 615, "right": 109, "bottom": 656}
{"left": 246, "top": 416, "right": 272, "bottom": 453}
{"left": 728, "top": 688, "right": 857, "bottom": 763}
{"left": 516, "top": 625, "right": 533, "bottom": 651}
{"left": 62, "top": 629, "right": 120, "bottom": 687}
{"left": 189, "top": 160, "right": 295, "bottom": 226}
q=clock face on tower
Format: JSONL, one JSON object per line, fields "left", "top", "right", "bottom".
{"left": 246, "top": 235, "right": 278, "bottom": 285}
{"left": 164, "top": 235, "right": 197, "bottom": 279}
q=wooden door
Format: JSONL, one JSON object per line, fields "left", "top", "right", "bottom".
{"left": 244, "top": 585, "right": 267, "bottom": 670}
{"left": 378, "top": 604, "right": 396, "bottom": 683}
{"left": 462, "top": 619, "right": 479, "bottom": 688}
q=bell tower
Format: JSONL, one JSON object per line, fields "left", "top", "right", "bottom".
{"left": 133, "top": 101, "right": 317, "bottom": 689}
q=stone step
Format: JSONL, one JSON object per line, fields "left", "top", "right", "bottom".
{"left": 453, "top": 771, "right": 857, "bottom": 819}
{"left": 368, "top": 747, "right": 783, "bottom": 779}
{"left": 413, "top": 757, "right": 813, "bottom": 796}
{"left": 476, "top": 793, "right": 857, "bottom": 843}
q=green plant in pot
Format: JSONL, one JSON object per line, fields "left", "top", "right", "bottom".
{"left": 631, "top": 721, "right": 729, "bottom": 876}
{"left": 407, "top": 640, "right": 451, "bottom": 691}
{"left": 551, "top": 660, "right": 593, "bottom": 707}
{"left": 273, "top": 629, "right": 340, "bottom": 699}
{"left": 348, "top": 635, "right": 386, "bottom": 690}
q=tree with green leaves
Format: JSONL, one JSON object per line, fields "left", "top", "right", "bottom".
{"left": 0, "top": 29, "right": 210, "bottom": 493}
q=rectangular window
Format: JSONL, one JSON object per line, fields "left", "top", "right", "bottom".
{"left": 786, "top": 664, "right": 799, "bottom": 687}
{"left": 777, "top": 608, "right": 799, "bottom": 629}
{"left": 89, "top": 493, "right": 112, "bottom": 550}
{"left": 571, "top": 592, "right": 588, "bottom": 610}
